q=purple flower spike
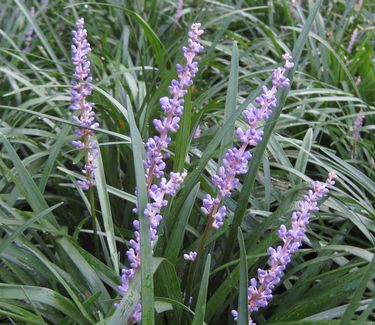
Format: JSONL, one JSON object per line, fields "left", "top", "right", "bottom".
{"left": 70, "top": 18, "right": 98, "bottom": 190}
{"left": 174, "top": 0, "right": 184, "bottom": 23}
{"left": 347, "top": 28, "right": 358, "bottom": 53}
{"left": 232, "top": 172, "right": 337, "bottom": 325}
{"left": 118, "top": 24, "right": 203, "bottom": 323}
{"left": 24, "top": 6, "right": 35, "bottom": 51}
{"left": 353, "top": 109, "right": 364, "bottom": 141}
{"left": 352, "top": 109, "right": 365, "bottom": 159}
{"left": 202, "top": 54, "right": 294, "bottom": 229}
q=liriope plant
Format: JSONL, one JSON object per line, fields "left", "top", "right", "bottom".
{"left": 0, "top": 1, "right": 374, "bottom": 325}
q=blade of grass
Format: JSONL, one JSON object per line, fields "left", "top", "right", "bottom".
{"left": 293, "top": 128, "right": 313, "bottom": 184}
{"left": 237, "top": 228, "right": 249, "bottom": 325}
{"left": 0, "top": 133, "right": 58, "bottom": 228}
{"left": 219, "top": 41, "right": 239, "bottom": 164}
{"left": 173, "top": 89, "right": 192, "bottom": 171}
{"left": 340, "top": 253, "right": 375, "bottom": 325}
{"left": 191, "top": 254, "right": 211, "bottom": 325}
{"left": 94, "top": 148, "right": 119, "bottom": 272}
{"left": 164, "top": 183, "right": 200, "bottom": 263}
{"left": 125, "top": 95, "right": 154, "bottom": 324}
{"left": 0, "top": 284, "right": 91, "bottom": 325}
{"left": 0, "top": 202, "right": 63, "bottom": 255}
{"left": 39, "top": 125, "right": 70, "bottom": 193}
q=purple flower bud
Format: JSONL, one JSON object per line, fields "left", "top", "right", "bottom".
{"left": 183, "top": 251, "right": 197, "bottom": 261}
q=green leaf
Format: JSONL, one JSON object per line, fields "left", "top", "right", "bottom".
{"left": 219, "top": 41, "right": 239, "bottom": 163}
{"left": 164, "top": 183, "right": 200, "bottom": 263}
{"left": 0, "top": 302, "right": 47, "bottom": 325}
{"left": 0, "top": 133, "right": 58, "bottom": 228}
{"left": 0, "top": 284, "right": 91, "bottom": 325}
{"left": 340, "top": 253, "right": 375, "bottom": 325}
{"left": 125, "top": 95, "right": 154, "bottom": 324}
{"left": 0, "top": 202, "right": 63, "bottom": 255}
{"left": 174, "top": 89, "right": 192, "bottom": 171}
{"left": 293, "top": 128, "right": 313, "bottom": 183}
{"left": 237, "top": 228, "right": 249, "bottom": 325}
{"left": 94, "top": 148, "right": 119, "bottom": 272}
{"left": 191, "top": 254, "right": 211, "bottom": 325}
{"left": 154, "top": 259, "right": 183, "bottom": 322}
{"left": 39, "top": 125, "right": 70, "bottom": 193}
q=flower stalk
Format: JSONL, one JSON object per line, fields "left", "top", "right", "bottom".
{"left": 118, "top": 23, "right": 204, "bottom": 322}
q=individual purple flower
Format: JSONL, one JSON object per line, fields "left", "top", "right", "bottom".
{"left": 184, "top": 251, "right": 197, "bottom": 262}
{"left": 130, "top": 303, "right": 142, "bottom": 323}
{"left": 201, "top": 53, "right": 294, "bottom": 229}
{"left": 231, "top": 172, "right": 337, "bottom": 325}
{"left": 353, "top": 109, "right": 364, "bottom": 142}
{"left": 118, "top": 24, "right": 204, "bottom": 323}
{"left": 347, "top": 28, "right": 358, "bottom": 53}
{"left": 24, "top": 6, "right": 35, "bottom": 51}
{"left": 174, "top": 0, "right": 184, "bottom": 23}
{"left": 70, "top": 18, "right": 98, "bottom": 190}
{"left": 193, "top": 126, "right": 202, "bottom": 139}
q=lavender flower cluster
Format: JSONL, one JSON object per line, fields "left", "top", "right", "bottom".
{"left": 347, "top": 28, "right": 358, "bottom": 53}
{"left": 232, "top": 172, "right": 337, "bottom": 325}
{"left": 174, "top": 0, "right": 184, "bottom": 23}
{"left": 70, "top": 18, "right": 99, "bottom": 191}
{"left": 24, "top": 6, "right": 35, "bottom": 51}
{"left": 117, "top": 23, "right": 204, "bottom": 322}
{"left": 353, "top": 109, "right": 364, "bottom": 142}
{"left": 201, "top": 53, "right": 294, "bottom": 230}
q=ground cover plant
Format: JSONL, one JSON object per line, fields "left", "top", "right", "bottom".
{"left": 0, "top": 0, "right": 374, "bottom": 324}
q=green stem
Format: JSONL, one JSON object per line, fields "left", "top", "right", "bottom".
{"left": 89, "top": 187, "right": 99, "bottom": 258}
{"left": 184, "top": 220, "right": 213, "bottom": 305}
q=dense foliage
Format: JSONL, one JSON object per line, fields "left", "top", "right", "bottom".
{"left": 0, "top": 0, "right": 374, "bottom": 324}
